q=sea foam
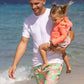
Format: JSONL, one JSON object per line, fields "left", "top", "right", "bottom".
{"left": 0, "top": 66, "right": 34, "bottom": 84}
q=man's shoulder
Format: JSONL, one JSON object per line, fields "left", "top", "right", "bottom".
{"left": 46, "top": 8, "right": 51, "bottom": 13}
{"left": 46, "top": 8, "right": 51, "bottom": 10}
{"left": 24, "top": 14, "right": 34, "bottom": 24}
{"left": 24, "top": 8, "right": 51, "bottom": 24}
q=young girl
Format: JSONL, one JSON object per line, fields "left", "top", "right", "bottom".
{"left": 39, "top": 1, "right": 74, "bottom": 73}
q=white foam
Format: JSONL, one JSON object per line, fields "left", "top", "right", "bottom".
{"left": 0, "top": 66, "right": 34, "bottom": 84}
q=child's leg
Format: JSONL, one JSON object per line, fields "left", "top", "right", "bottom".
{"left": 58, "top": 36, "right": 71, "bottom": 73}
{"left": 39, "top": 43, "right": 50, "bottom": 70}
{"left": 62, "top": 52, "right": 71, "bottom": 73}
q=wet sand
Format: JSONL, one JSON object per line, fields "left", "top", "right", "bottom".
{"left": 15, "top": 67, "right": 84, "bottom": 84}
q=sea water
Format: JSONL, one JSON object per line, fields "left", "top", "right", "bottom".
{"left": 0, "top": 3, "right": 84, "bottom": 84}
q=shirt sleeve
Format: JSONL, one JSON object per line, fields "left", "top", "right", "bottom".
{"left": 65, "top": 17, "right": 73, "bottom": 28}
{"left": 22, "top": 21, "right": 31, "bottom": 38}
{"left": 55, "top": 25, "right": 67, "bottom": 43}
{"left": 51, "top": 24, "right": 68, "bottom": 45}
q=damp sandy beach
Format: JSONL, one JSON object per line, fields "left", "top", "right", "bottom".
{"left": 14, "top": 66, "right": 84, "bottom": 84}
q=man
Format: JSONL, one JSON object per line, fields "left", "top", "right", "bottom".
{"left": 9, "top": 0, "right": 74, "bottom": 83}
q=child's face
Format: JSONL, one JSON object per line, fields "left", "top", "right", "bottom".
{"left": 51, "top": 14, "right": 63, "bottom": 24}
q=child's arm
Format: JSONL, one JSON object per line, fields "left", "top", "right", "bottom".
{"left": 51, "top": 24, "right": 68, "bottom": 45}
{"left": 51, "top": 29, "right": 75, "bottom": 52}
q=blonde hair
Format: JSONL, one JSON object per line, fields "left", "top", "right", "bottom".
{"left": 50, "top": 1, "right": 74, "bottom": 18}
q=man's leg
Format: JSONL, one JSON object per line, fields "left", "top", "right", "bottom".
{"left": 33, "top": 65, "right": 45, "bottom": 84}
{"left": 44, "top": 63, "right": 63, "bottom": 84}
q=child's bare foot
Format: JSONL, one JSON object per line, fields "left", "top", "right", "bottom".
{"left": 42, "top": 63, "right": 49, "bottom": 70}
{"left": 66, "top": 67, "right": 71, "bottom": 73}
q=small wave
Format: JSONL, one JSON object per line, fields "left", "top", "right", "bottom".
{"left": 0, "top": 66, "right": 34, "bottom": 84}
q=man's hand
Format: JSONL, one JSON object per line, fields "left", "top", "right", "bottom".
{"left": 9, "top": 66, "right": 16, "bottom": 79}
{"left": 49, "top": 41, "right": 59, "bottom": 52}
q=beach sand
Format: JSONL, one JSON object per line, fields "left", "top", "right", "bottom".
{"left": 58, "top": 67, "right": 84, "bottom": 84}
{"left": 14, "top": 67, "right": 84, "bottom": 84}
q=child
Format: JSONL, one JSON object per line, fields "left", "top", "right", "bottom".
{"left": 39, "top": 1, "right": 74, "bottom": 73}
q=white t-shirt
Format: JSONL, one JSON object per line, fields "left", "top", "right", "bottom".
{"left": 22, "top": 8, "right": 63, "bottom": 67}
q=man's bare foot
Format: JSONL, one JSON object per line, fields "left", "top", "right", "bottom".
{"left": 66, "top": 67, "right": 71, "bottom": 73}
{"left": 42, "top": 63, "right": 49, "bottom": 70}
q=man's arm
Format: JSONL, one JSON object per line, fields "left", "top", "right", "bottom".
{"left": 9, "top": 36, "right": 29, "bottom": 79}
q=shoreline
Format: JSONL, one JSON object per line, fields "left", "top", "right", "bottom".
{"left": 14, "top": 67, "right": 84, "bottom": 84}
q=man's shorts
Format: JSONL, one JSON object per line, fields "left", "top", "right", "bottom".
{"left": 33, "top": 63, "right": 63, "bottom": 84}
